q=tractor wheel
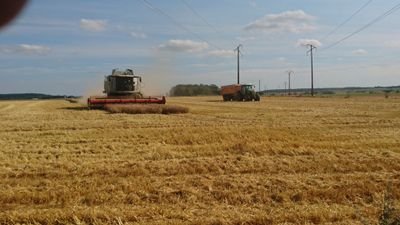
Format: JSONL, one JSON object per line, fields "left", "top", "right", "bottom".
{"left": 234, "top": 94, "right": 242, "bottom": 101}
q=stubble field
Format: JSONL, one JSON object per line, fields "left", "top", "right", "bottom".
{"left": 0, "top": 96, "right": 399, "bottom": 225}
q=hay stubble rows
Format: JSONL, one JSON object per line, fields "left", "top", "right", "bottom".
{"left": 0, "top": 96, "right": 399, "bottom": 224}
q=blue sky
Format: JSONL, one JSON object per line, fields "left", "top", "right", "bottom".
{"left": 1, "top": 0, "right": 400, "bottom": 95}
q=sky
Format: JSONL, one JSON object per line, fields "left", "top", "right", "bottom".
{"left": 1, "top": 0, "right": 400, "bottom": 95}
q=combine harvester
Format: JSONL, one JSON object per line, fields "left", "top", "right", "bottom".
{"left": 87, "top": 69, "right": 166, "bottom": 109}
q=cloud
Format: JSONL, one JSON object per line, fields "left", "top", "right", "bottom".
{"left": 384, "top": 40, "right": 400, "bottom": 48}
{"left": 17, "top": 44, "right": 51, "bottom": 54}
{"left": 158, "top": 40, "right": 208, "bottom": 53}
{"left": 130, "top": 31, "right": 147, "bottom": 39}
{"left": 208, "top": 50, "right": 235, "bottom": 58}
{"left": 0, "top": 44, "right": 51, "bottom": 55}
{"left": 236, "top": 36, "right": 256, "bottom": 42}
{"left": 352, "top": 49, "right": 368, "bottom": 56}
{"left": 244, "top": 10, "right": 316, "bottom": 33}
{"left": 249, "top": 0, "right": 257, "bottom": 7}
{"left": 80, "top": 19, "right": 107, "bottom": 32}
{"left": 296, "top": 39, "right": 322, "bottom": 47}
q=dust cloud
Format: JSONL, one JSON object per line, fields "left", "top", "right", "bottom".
{"left": 140, "top": 51, "right": 177, "bottom": 97}
{"left": 79, "top": 73, "right": 105, "bottom": 104}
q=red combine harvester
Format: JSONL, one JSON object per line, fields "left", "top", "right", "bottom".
{"left": 87, "top": 69, "right": 166, "bottom": 109}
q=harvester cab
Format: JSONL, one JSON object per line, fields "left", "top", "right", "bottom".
{"left": 104, "top": 69, "right": 143, "bottom": 97}
{"left": 87, "top": 69, "right": 166, "bottom": 109}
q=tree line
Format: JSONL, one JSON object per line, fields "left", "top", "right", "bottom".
{"left": 0, "top": 93, "right": 73, "bottom": 100}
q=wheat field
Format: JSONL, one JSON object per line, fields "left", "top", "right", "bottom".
{"left": 0, "top": 96, "right": 399, "bottom": 225}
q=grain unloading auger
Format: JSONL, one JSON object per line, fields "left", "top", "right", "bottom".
{"left": 87, "top": 69, "right": 166, "bottom": 109}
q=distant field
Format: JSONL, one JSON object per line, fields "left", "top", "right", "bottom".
{"left": 0, "top": 96, "right": 399, "bottom": 224}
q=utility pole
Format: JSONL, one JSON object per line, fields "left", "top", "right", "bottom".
{"left": 258, "top": 80, "right": 261, "bottom": 92}
{"left": 286, "top": 70, "right": 294, "bottom": 96}
{"left": 284, "top": 82, "right": 287, "bottom": 95}
{"left": 234, "top": 44, "right": 242, "bottom": 84}
{"left": 307, "top": 45, "right": 317, "bottom": 96}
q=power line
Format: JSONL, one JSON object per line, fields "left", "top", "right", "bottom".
{"left": 321, "top": 0, "right": 373, "bottom": 41}
{"left": 179, "top": 0, "right": 219, "bottom": 34}
{"left": 139, "top": 0, "right": 222, "bottom": 50}
{"left": 323, "top": 2, "right": 400, "bottom": 50}
{"left": 179, "top": 0, "right": 237, "bottom": 49}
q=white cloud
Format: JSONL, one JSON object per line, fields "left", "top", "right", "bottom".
{"left": 249, "top": 0, "right": 257, "bottom": 7}
{"left": 244, "top": 10, "right": 316, "bottom": 33}
{"left": 352, "top": 49, "right": 368, "bottom": 56}
{"left": 0, "top": 44, "right": 51, "bottom": 55}
{"left": 80, "top": 19, "right": 107, "bottom": 32}
{"left": 208, "top": 50, "right": 236, "bottom": 58}
{"left": 384, "top": 40, "right": 400, "bottom": 48}
{"left": 17, "top": 44, "right": 51, "bottom": 54}
{"left": 236, "top": 36, "right": 256, "bottom": 42}
{"left": 158, "top": 40, "right": 208, "bottom": 53}
{"left": 0, "top": 47, "right": 12, "bottom": 54}
{"left": 296, "top": 39, "right": 322, "bottom": 47}
{"left": 130, "top": 31, "right": 147, "bottom": 39}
